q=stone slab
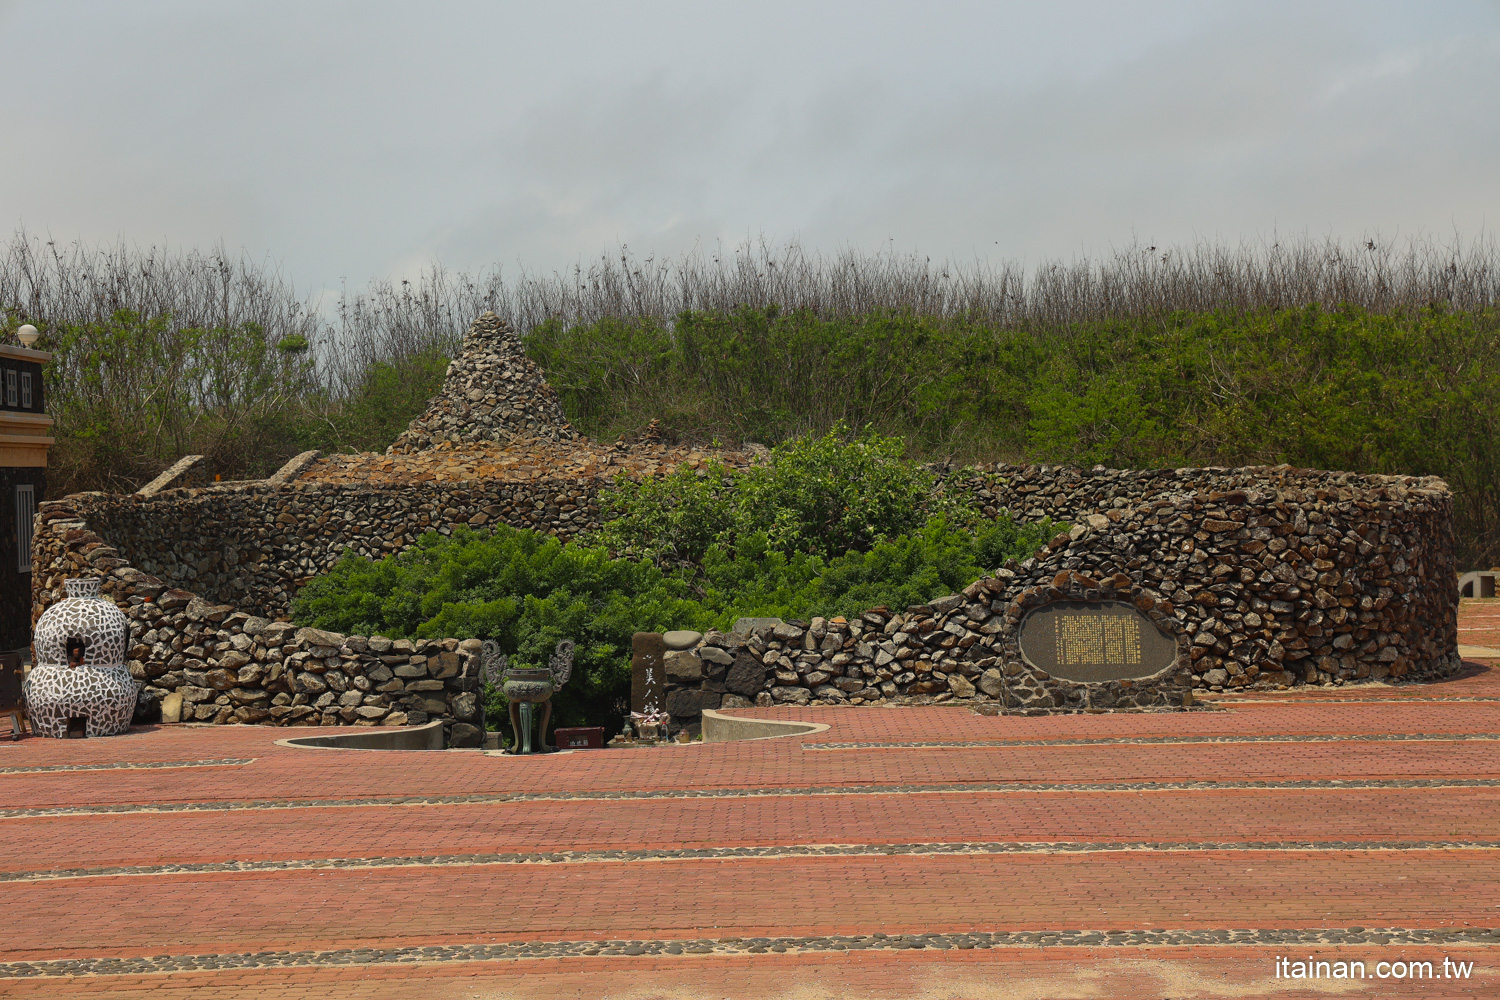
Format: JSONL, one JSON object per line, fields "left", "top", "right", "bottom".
{"left": 662, "top": 630, "right": 702, "bottom": 651}
{"left": 631, "top": 632, "right": 667, "bottom": 715}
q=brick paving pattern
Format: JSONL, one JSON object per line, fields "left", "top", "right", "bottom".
{"left": 4, "top": 600, "right": 1500, "bottom": 998}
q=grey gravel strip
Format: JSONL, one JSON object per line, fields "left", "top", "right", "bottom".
{"left": 6, "top": 839, "right": 1498, "bottom": 884}
{"left": 0, "top": 758, "right": 254, "bottom": 776}
{"left": 8, "top": 777, "right": 1500, "bottom": 820}
{"left": 6, "top": 927, "right": 1500, "bottom": 977}
{"left": 806, "top": 734, "right": 1500, "bottom": 750}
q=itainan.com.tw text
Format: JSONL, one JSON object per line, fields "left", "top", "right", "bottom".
{"left": 1275, "top": 955, "right": 1474, "bottom": 981}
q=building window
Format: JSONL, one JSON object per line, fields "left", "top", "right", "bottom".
{"left": 15, "top": 485, "right": 35, "bottom": 573}
{"left": 20, "top": 372, "right": 30, "bottom": 409}
{"left": 4, "top": 370, "right": 13, "bottom": 407}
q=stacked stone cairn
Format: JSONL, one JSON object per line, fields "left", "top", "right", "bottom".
{"left": 387, "top": 311, "right": 577, "bottom": 453}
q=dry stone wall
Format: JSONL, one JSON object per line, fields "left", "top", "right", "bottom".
{"left": 660, "top": 464, "right": 1460, "bottom": 728}
{"left": 30, "top": 481, "right": 601, "bottom": 746}
{"left": 28, "top": 441, "right": 741, "bottom": 739}
{"left": 32, "top": 499, "right": 490, "bottom": 743}
{"left": 31, "top": 450, "right": 1458, "bottom": 738}
{"left": 66, "top": 481, "right": 602, "bottom": 620}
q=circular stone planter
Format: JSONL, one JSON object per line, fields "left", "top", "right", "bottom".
{"left": 700, "top": 709, "right": 830, "bottom": 743}
{"left": 277, "top": 719, "right": 447, "bottom": 751}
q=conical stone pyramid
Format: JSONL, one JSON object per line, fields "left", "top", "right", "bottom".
{"left": 386, "top": 311, "right": 578, "bottom": 454}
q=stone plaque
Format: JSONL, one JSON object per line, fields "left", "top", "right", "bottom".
{"left": 1017, "top": 600, "right": 1176, "bottom": 683}
{"left": 631, "top": 632, "right": 667, "bottom": 715}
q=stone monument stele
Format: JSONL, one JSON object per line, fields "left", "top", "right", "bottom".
{"left": 1016, "top": 599, "right": 1177, "bottom": 683}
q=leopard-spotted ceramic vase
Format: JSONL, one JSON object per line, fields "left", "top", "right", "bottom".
{"left": 23, "top": 577, "right": 137, "bottom": 737}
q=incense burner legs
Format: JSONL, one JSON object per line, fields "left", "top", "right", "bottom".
{"left": 501, "top": 667, "right": 556, "bottom": 754}
{"left": 507, "top": 696, "right": 553, "bottom": 753}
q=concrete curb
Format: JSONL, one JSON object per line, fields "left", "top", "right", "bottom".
{"left": 701, "top": 709, "right": 830, "bottom": 743}
{"left": 275, "top": 720, "right": 446, "bottom": 751}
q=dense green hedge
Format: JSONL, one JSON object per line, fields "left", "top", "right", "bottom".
{"left": 291, "top": 512, "right": 1056, "bottom": 736}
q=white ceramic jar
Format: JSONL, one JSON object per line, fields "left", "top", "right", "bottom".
{"left": 23, "top": 577, "right": 137, "bottom": 737}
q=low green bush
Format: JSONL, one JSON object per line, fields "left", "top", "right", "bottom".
{"left": 588, "top": 422, "right": 989, "bottom": 564}
{"left": 294, "top": 348, "right": 451, "bottom": 455}
{"left": 291, "top": 512, "right": 1057, "bottom": 739}
{"left": 689, "top": 515, "right": 1059, "bottom": 622}
{"left": 291, "top": 525, "right": 714, "bottom": 734}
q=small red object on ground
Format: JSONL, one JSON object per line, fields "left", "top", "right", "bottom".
{"left": 554, "top": 726, "right": 604, "bottom": 749}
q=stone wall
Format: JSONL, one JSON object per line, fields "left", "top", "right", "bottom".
{"left": 30, "top": 453, "right": 1458, "bottom": 738}
{"left": 27, "top": 442, "right": 738, "bottom": 739}
{"left": 31, "top": 499, "right": 489, "bottom": 742}
{"left": 64, "top": 480, "right": 601, "bottom": 620}
{"left": 659, "top": 464, "right": 1460, "bottom": 727}
{"left": 29, "top": 482, "right": 601, "bottom": 744}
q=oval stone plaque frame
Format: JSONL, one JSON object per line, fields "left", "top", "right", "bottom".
{"left": 1017, "top": 599, "right": 1179, "bottom": 683}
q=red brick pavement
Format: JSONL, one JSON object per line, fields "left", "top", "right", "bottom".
{"left": 8, "top": 786, "right": 1500, "bottom": 874}
{"left": 1459, "top": 598, "right": 1500, "bottom": 648}
{"left": 5, "top": 850, "right": 1498, "bottom": 960}
{"left": 10, "top": 736, "right": 1500, "bottom": 813}
{"left": 3, "top": 607, "right": 1500, "bottom": 997}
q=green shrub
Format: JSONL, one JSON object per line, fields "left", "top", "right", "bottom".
{"left": 295, "top": 348, "right": 450, "bottom": 455}
{"left": 691, "top": 514, "right": 1060, "bottom": 622}
{"left": 37, "top": 308, "right": 320, "bottom": 494}
{"left": 528, "top": 304, "right": 1041, "bottom": 456}
{"left": 292, "top": 526, "right": 714, "bottom": 733}
{"left": 589, "top": 422, "right": 989, "bottom": 564}
{"left": 292, "top": 511, "right": 1056, "bottom": 739}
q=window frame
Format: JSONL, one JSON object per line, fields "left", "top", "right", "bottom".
{"left": 15, "top": 484, "right": 35, "bottom": 573}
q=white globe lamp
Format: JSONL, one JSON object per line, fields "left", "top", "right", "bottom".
{"left": 16, "top": 324, "right": 39, "bottom": 347}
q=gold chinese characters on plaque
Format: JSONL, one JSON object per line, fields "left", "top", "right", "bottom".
{"left": 1017, "top": 600, "right": 1177, "bottom": 683}
{"left": 1054, "top": 613, "right": 1143, "bottom": 667}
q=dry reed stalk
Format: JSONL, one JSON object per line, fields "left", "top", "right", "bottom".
{"left": 5, "top": 228, "right": 1498, "bottom": 398}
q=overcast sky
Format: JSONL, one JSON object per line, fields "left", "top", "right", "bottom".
{"left": 2, "top": 0, "right": 1496, "bottom": 298}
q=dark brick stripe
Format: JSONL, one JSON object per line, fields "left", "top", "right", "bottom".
{"left": 6, "top": 839, "right": 1499, "bottom": 883}
{"left": 0, "top": 758, "right": 254, "bottom": 776}
{"left": 5, "top": 927, "right": 1500, "bottom": 977}
{"left": 806, "top": 734, "right": 1500, "bottom": 750}
{"left": 6, "top": 777, "right": 1500, "bottom": 819}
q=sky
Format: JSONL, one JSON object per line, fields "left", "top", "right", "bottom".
{"left": 1, "top": 0, "right": 1497, "bottom": 298}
